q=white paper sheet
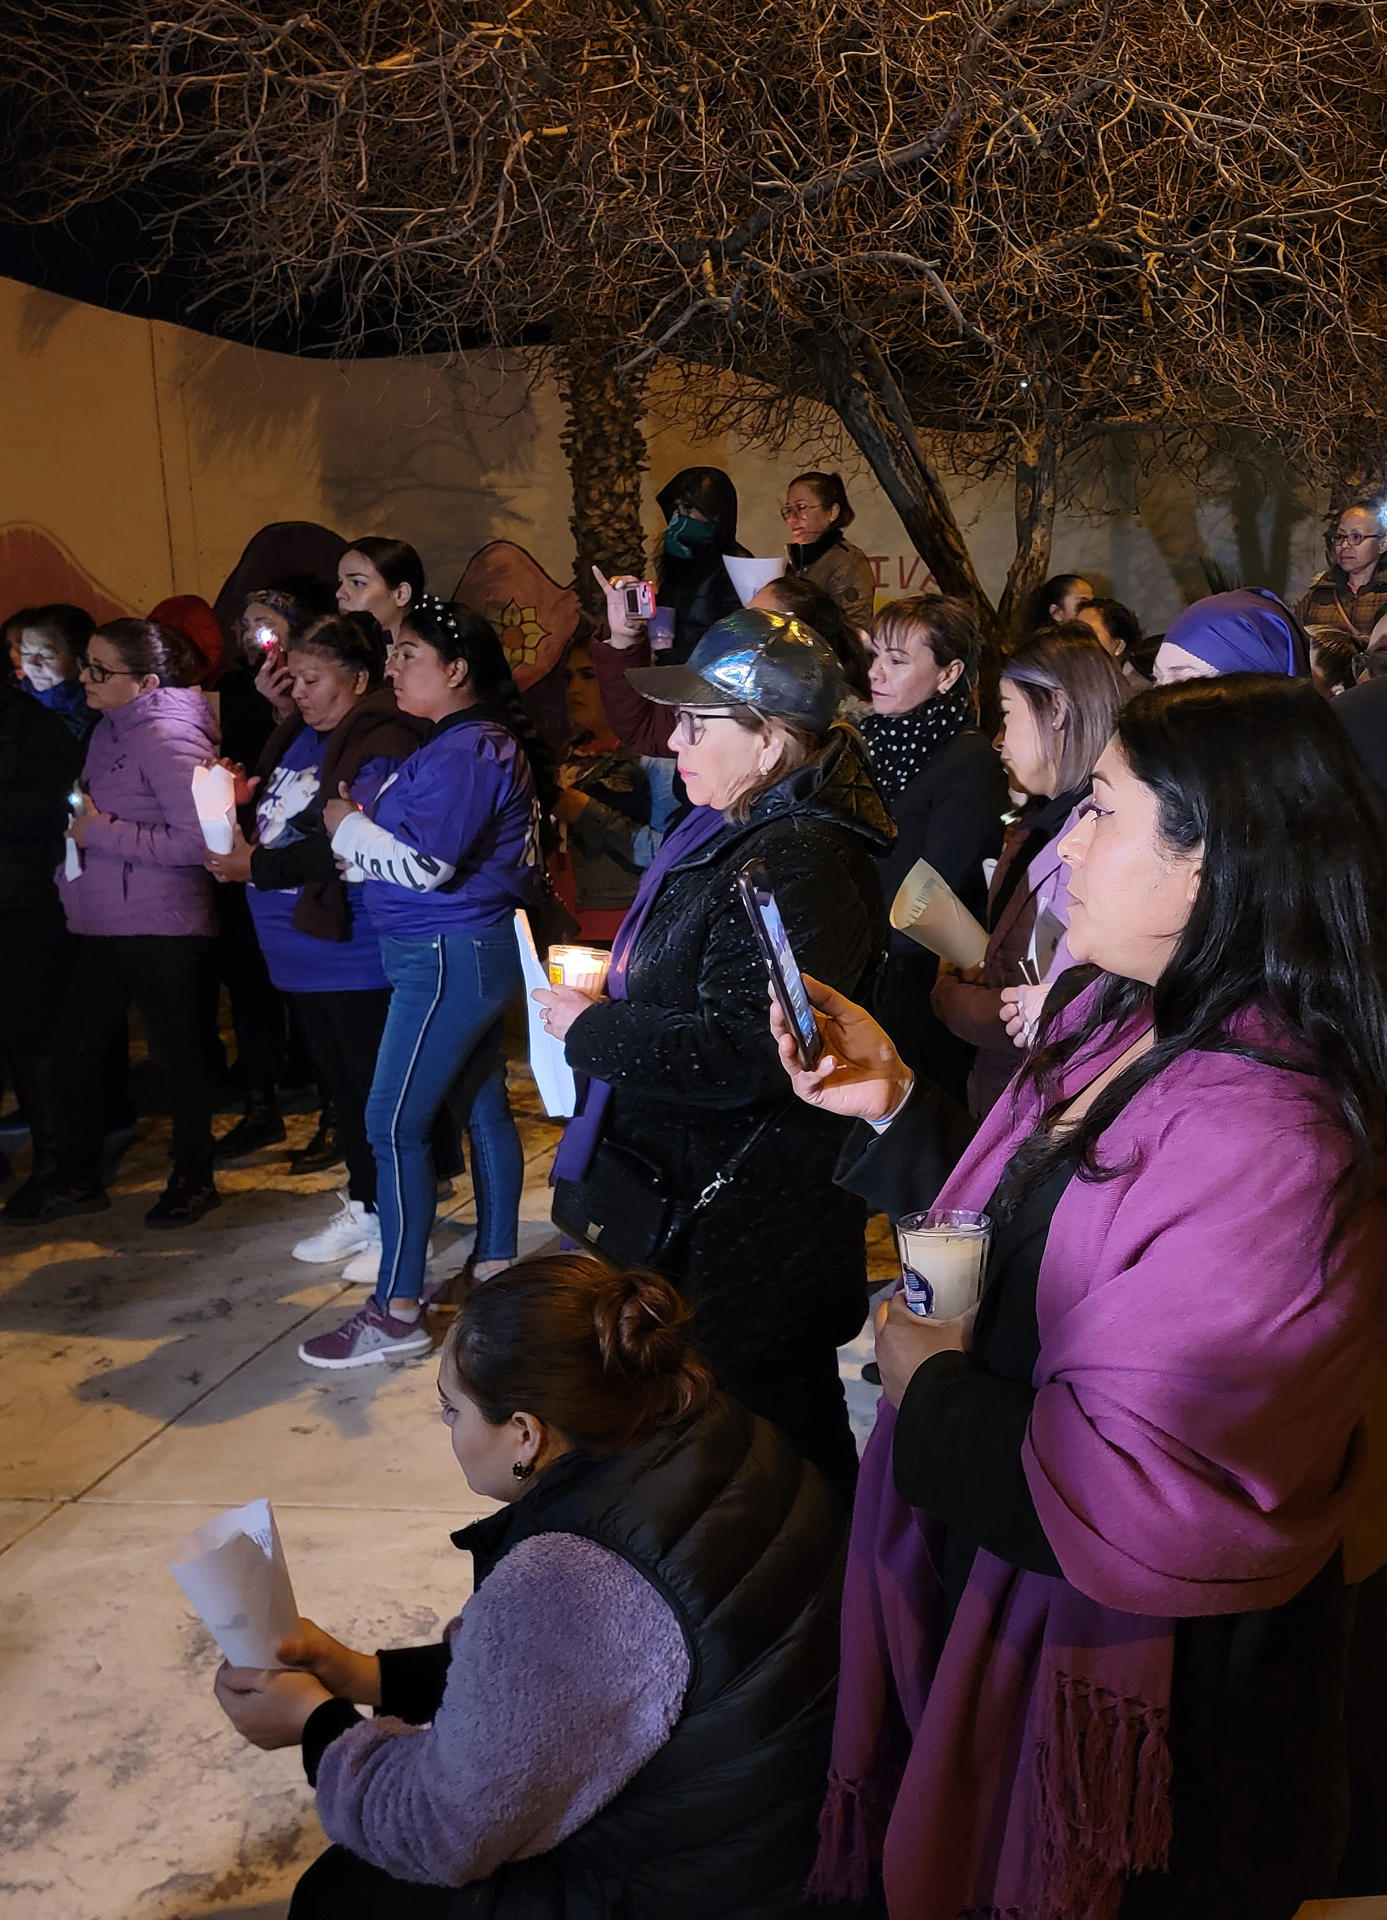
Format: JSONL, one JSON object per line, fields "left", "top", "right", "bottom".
{"left": 723, "top": 556, "right": 787, "bottom": 606}
{"left": 169, "top": 1498, "right": 299, "bottom": 1669}
{"left": 515, "top": 909, "right": 577, "bottom": 1118}
{"left": 191, "top": 762, "right": 237, "bottom": 855}
{"left": 889, "top": 858, "right": 989, "bottom": 969}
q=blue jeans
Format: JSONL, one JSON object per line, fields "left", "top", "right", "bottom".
{"left": 367, "top": 928, "right": 523, "bottom": 1306}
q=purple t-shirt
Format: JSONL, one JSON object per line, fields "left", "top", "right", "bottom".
{"left": 247, "top": 726, "right": 393, "bottom": 994}
{"left": 355, "top": 712, "right": 543, "bottom": 940}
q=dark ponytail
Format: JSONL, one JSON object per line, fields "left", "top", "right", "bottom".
{"left": 445, "top": 1255, "right": 714, "bottom": 1455}
{"left": 403, "top": 596, "right": 558, "bottom": 817}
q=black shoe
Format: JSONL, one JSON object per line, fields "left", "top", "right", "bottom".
{"left": 145, "top": 1174, "right": 221, "bottom": 1228}
{"left": 288, "top": 1118, "right": 344, "bottom": 1176}
{"left": 214, "top": 1100, "right": 287, "bottom": 1162}
{"left": 4, "top": 1177, "right": 109, "bottom": 1223}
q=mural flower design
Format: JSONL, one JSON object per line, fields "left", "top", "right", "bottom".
{"left": 486, "top": 597, "right": 548, "bottom": 669}
{"left": 454, "top": 541, "right": 579, "bottom": 691}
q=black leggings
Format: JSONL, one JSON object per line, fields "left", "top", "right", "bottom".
{"left": 292, "top": 988, "right": 391, "bottom": 1204}
{"left": 54, "top": 934, "right": 213, "bottom": 1186}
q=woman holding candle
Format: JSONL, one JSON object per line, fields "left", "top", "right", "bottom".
{"left": 535, "top": 607, "right": 893, "bottom": 1503}
{"left": 778, "top": 675, "right": 1387, "bottom": 1920}
{"left": 297, "top": 599, "right": 551, "bottom": 1369}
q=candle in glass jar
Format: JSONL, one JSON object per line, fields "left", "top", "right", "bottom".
{"left": 547, "top": 945, "right": 612, "bottom": 993}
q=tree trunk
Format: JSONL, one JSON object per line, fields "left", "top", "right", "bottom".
{"left": 808, "top": 326, "right": 997, "bottom": 634}
{"left": 994, "top": 424, "right": 1059, "bottom": 644}
{"left": 557, "top": 339, "right": 649, "bottom": 618}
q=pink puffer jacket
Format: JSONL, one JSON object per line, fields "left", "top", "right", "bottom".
{"left": 58, "top": 687, "right": 219, "bottom": 937}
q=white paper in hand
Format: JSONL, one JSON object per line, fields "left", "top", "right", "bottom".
{"left": 169, "top": 1498, "right": 299, "bottom": 1669}
{"left": 514, "top": 909, "right": 577, "bottom": 1118}
{"left": 191, "top": 763, "right": 237, "bottom": 855}
{"left": 890, "top": 859, "right": 989, "bottom": 969}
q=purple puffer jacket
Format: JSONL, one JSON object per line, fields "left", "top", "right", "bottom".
{"left": 58, "top": 687, "right": 219, "bottom": 937}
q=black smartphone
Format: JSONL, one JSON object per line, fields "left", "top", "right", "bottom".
{"left": 736, "top": 860, "right": 823, "bottom": 1071}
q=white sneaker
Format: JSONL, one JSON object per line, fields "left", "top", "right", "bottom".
{"left": 292, "top": 1194, "right": 381, "bottom": 1265}
{"left": 340, "top": 1243, "right": 435, "bottom": 1288}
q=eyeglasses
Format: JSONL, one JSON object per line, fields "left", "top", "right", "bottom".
{"left": 1333, "top": 530, "right": 1380, "bottom": 547}
{"left": 80, "top": 657, "right": 140, "bottom": 684}
{"left": 780, "top": 504, "right": 822, "bottom": 521}
{"left": 671, "top": 706, "right": 742, "bottom": 745}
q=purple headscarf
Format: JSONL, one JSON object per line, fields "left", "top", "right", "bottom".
{"left": 1163, "top": 588, "right": 1309, "bottom": 677}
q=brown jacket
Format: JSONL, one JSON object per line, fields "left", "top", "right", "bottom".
{"left": 1297, "top": 554, "right": 1387, "bottom": 641}
{"left": 791, "top": 536, "right": 878, "bottom": 633}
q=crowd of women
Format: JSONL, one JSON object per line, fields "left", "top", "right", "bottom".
{"left": 6, "top": 472, "right": 1387, "bottom": 1916}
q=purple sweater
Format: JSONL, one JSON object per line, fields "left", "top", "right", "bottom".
{"left": 57, "top": 686, "right": 218, "bottom": 937}
{"left": 312, "top": 1531, "right": 688, "bottom": 1887}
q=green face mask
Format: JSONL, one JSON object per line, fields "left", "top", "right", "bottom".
{"left": 664, "top": 511, "right": 718, "bottom": 561}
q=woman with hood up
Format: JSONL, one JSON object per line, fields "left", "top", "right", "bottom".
{"left": 652, "top": 467, "right": 749, "bottom": 664}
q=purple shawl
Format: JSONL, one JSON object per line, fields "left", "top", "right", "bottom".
{"left": 814, "top": 991, "right": 1380, "bottom": 1919}
{"left": 551, "top": 804, "right": 727, "bottom": 1182}
{"left": 1163, "top": 588, "right": 1309, "bottom": 677}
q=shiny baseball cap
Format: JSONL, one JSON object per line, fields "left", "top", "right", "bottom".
{"left": 626, "top": 608, "right": 843, "bottom": 733}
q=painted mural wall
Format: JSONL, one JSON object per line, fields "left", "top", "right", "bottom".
{"left": 1, "top": 273, "right": 1327, "bottom": 632}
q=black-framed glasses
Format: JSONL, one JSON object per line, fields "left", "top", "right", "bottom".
{"left": 79, "top": 656, "right": 140, "bottom": 684}
{"left": 671, "top": 707, "right": 743, "bottom": 745}
{"left": 1332, "top": 530, "right": 1379, "bottom": 547}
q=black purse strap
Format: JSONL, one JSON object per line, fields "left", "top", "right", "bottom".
{"left": 689, "top": 1105, "right": 789, "bottom": 1216}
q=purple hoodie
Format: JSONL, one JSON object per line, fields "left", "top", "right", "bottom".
{"left": 58, "top": 686, "right": 219, "bottom": 937}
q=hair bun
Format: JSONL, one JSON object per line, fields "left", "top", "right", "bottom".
{"left": 594, "top": 1270, "right": 691, "bottom": 1381}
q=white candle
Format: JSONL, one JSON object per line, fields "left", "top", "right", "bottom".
{"left": 547, "top": 945, "right": 612, "bottom": 993}
{"left": 896, "top": 1212, "right": 991, "bottom": 1319}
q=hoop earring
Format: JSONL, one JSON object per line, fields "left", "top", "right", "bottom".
{"left": 512, "top": 1461, "right": 535, "bottom": 1481}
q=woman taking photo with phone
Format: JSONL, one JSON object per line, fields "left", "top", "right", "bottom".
{"left": 10, "top": 618, "right": 221, "bottom": 1227}
{"left": 781, "top": 675, "right": 1387, "bottom": 1920}
{"left": 535, "top": 607, "right": 893, "bottom": 1502}
{"left": 297, "top": 599, "right": 550, "bottom": 1370}
{"left": 933, "top": 626, "right": 1128, "bottom": 1117}
{"left": 214, "top": 1256, "right": 845, "bottom": 1919}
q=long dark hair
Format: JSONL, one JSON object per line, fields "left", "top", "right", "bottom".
{"left": 347, "top": 535, "right": 427, "bottom": 606}
{"left": 403, "top": 596, "right": 558, "bottom": 815}
{"left": 1010, "top": 676, "right": 1387, "bottom": 1227}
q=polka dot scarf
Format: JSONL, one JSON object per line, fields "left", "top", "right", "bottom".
{"left": 860, "top": 685, "right": 974, "bottom": 803}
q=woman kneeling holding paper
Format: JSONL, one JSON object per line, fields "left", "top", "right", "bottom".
{"left": 213, "top": 1256, "right": 845, "bottom": 1919}
{"left": 782, "top": 676, "right": 1387, "bottom": 1919}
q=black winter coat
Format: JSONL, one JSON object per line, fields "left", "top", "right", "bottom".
{"left": 873, "top": 727, "right": 1008, "bottom": 1104}
{"left": 564, "top": 729, "right": 894, "bottom": 1369}
{"left": 0, "top": 681, "right": 85, "bottom": 914}
{"left": 291, "top": 1398, "right": 846, "bottom": 1920}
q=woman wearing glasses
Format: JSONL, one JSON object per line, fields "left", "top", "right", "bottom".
{"left": 14, "top": 619, "right": 222, "bottom": 1227}
{"left": 782, "top": 472, "right": 878, "bottom": 634}
{"left": 535, "top": 608, "right": 893, "bottom": 1504}
{"left": 1297, "top": 499, "right": 1387, "bottom": 641}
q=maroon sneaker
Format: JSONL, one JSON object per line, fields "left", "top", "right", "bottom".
{"left": 298, "top": 1299, "right": 432, "bottom": 1370}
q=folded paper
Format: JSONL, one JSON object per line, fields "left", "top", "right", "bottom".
{"left": 191, "top": 762, "right": 237, "bottom": 856}
{"left": 515, "top": 909, "right": 577, "bottom": 1117}
{"left": 890, "top": 858, "right": 989, "bottom": 969}
{"left": 170, "top": 1498, "right": 299, "bottom": 1669}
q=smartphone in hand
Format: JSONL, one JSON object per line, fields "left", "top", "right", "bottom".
{"left": 737, "top": 860, "right": 823, "bottom": 1071}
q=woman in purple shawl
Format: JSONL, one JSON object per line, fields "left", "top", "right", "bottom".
{"left": 775, "top": 676, "right": 1387, "bottom": 1919}
{"left": 1152, "top": 587, "right": 1310, "bottom": 684}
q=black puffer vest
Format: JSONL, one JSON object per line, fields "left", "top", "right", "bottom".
{"left": 444, "top": 1395, "right": 846, "bottom": 1919}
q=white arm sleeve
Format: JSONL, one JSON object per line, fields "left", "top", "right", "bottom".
{"left": 332, "top": 810, "right": 458, "bottom": 894}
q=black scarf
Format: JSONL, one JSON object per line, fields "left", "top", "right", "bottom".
{"left": 860, "top": 685, "right": 974, "bottom": 803}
